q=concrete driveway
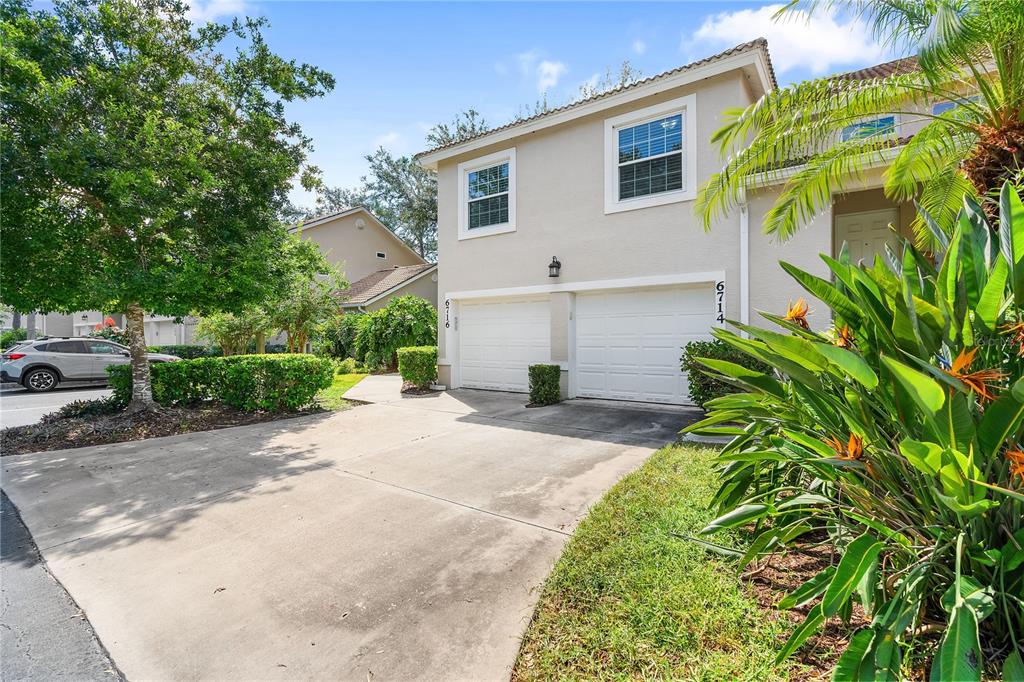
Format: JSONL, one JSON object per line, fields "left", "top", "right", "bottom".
{"left": 2, "top": 376, "right": 698, "bottom": 681}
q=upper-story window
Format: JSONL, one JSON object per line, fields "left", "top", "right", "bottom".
{"left": 604, "top": 94, "right": 697, "bottom": 214}
{"left": 458, "top": 148, "right": 516, "bottom": 240}
{"left": 932, "top": 96, "right": 979, "bottom": 116}
{"left": 840, "top": 115, "right": 896, "bottom": 142}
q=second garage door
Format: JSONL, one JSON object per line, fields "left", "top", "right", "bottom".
{"left": 576, "top": 285, "right": 715, "bottom": 404}
{"left": 460, "top": 297, "right": 551, "bottom": 392}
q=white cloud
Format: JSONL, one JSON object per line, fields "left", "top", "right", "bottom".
{"left": 632, "top": 39, "right": 647, "bottom": 56}
{"left": 374, "top": 131, "right": 402, "bottom": 149}
{"left": 515, "top": 50, "right": 568, "bottom": 93}
{"left": 536, "top": 60, "right": 568, "bottom": 93}
{"left": 689, "top": 3, "right": 886, "bottom": 75}
{"left": 186, "top": 0, "right": 251, "bottom": 22}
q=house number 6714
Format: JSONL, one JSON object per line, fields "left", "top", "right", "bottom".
{"left": 715, "top": 281, "right": 726, "bottom": 324}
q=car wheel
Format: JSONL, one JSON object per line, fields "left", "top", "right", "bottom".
{"left": 24, "top": 368, "right": 59, "bottom": 392}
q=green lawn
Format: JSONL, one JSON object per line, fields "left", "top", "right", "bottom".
{"left": 316, "top": 373, "right": 367, "bottom": 411}
{"left": 512, "top": 444, "right": 799, "bottom": 682}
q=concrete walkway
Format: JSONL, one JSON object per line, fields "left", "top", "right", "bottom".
{"left": 2, "top": 377, "right": 699, "bottom": 681}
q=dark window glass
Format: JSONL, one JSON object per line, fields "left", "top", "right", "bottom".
{"left": 42, "top": 341, "right": 87, "bottom": 353}
{"left": 468, "top": 194, "right": 509, "bottom": 229}
{"left": 87, "top": 341, "right": 123, "bottom": 354}
{"left": 618, "top": 153, "right": 683, "bottom": 200}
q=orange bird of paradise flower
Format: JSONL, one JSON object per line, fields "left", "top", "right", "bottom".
{"left": 1001, "top": 322, "right": 1024, "bottom": 357}
{"left": 833, "top": 324, "right": 855, "bottom": 349}
{"left": 1007, "top": 450, "right": 1024, "bottom": 484}
{"left": 784, "top": 298, "right": 811, "bottom": 330}
{"left": 943, "top": 348, "right": 1007, "bottom": 404}
{"left": 826, "top": 433, "right": 875, "bottom": 477}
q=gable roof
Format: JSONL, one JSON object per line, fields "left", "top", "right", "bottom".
{"left": 289, "top": 206, "right": 426, "bottom": 265}
{"left": 338, "top": 263, "right": 437, "bottom": 307}
{"left": 416, "top": 39, "right": 775, "bottom": 169}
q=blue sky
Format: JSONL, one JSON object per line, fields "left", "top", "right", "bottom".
{"left": 187, "top": 1, "right": 896, "bottom": 206}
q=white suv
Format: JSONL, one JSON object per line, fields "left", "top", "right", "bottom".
{"left": 0, "top": 338, "right": 180, "bottom": 392}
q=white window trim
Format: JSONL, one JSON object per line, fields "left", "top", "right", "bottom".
{"left": 457, "top": 148, "right": 517, "bottom": 240}
{"left": 604, "top": 94, "right": 697, "bottom": 215}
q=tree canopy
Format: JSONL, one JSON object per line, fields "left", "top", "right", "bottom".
{"left": 0, "top": 0, "right": 334, "bottom": 406}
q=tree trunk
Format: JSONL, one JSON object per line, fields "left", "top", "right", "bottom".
{"left": 124, "top": 303, "right": 155, "bottom": 411}
{"left": 26, "top": 312, "right": 36, "bottom": 339}
{"left": 12, "top": 312, "right": 21, "bottom": 329}
{"left": 255, "top": 331, "right": 266, "bottom": 354}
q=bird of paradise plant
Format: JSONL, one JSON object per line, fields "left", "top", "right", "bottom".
{"left": 685, "top": 184, "right": 1024, "bottom": 680}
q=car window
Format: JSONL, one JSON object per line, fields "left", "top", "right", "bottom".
{"left": 41, "top": 340, "right": 88, "bottom": 353}
{"left": 87, "top": 341, "right": 124, "bottom": 354}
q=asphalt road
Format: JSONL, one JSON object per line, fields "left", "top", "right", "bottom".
{"left": 1, "top": 491, "right": 122, "bottom": 681}
{"left": 0, "top": 385, "right": 112, "bottom": 429}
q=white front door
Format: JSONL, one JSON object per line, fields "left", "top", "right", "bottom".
{"left": 459, "top": 297, "right": 551, "bottom": 393}
{"left": 575, "top": 285, "right": 715, "bottom": 405}
{"left": 835, "top": 208, "right": 900, "bottom": 266}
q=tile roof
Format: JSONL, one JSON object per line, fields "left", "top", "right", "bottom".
{"left": 338, "top": 264, "right": 436, "bottom": 306}
{"left": 834, "top": 56, "right": 919, "bottom": 81}
{"left": 416, "top": 38, "right": 776, "bottom": 158}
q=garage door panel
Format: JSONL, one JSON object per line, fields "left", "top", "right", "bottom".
{"left": 460, "top": 297, "right": 551, "bottom": 393}
{"left": 575, "top": 285, "right": 714, "bottom": 405}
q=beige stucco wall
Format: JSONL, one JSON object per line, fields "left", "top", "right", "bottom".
{"left": 298, "top": 211, "right": 425, "bottom": 284}
{"left": 362, "top": 270, "right": 439, "bottom": 312}
{"left": 435, "top": 71, "right": 756, "bottom": 361}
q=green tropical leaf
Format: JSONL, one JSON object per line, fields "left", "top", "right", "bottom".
{"left": 1000, "top": 182, "right": 1024, "bottom": 307}
{"left": 778, "top": 566, "right": 836, "bottom": 610}
{"left": 814, "top": 343, "right": 878, "bottom": 388}
{"left": 977, "top": 378, "right": 1024, "bottom": 453}
{"left": 779, "top": 261, "right": 863, "bottom": 326}
{"left": 775, "top": 603, "right": 825, "bottom": 663}
{"left": 880, "top": 355, "right": 946, "bottom": 415}
{"left": 822, "top": 533, "right": 884, "bottom": 617}
{"left": 832, "top": 629, "right": 875, "bottom": 682}
{"left": 699, "top": 503, "right": 772, "bottom": 535}
{"left": 1004, "top": 649, "right": 1024, "bottom": 682}
{"left": 931, "top": 603, "right": 982, "bottom": 682}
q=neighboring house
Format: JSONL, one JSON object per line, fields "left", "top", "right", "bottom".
{"left": 291, "top": 207, "right": 431, "bottom": 285}
{"left": 1, "top": 311, "right": 73, "bottom": 338}
{"left": 339, "top": 263, "right": 439, "bottom": 312}
{"left": 417, "top": 40, "right": 945, "bottom": 405}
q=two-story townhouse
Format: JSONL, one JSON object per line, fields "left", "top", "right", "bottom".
{"left": 418, "top": 40, "right": 945, "bottom": 405}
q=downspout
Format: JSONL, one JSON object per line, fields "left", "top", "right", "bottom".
{"left": 739, "top": 202, "right": 750, "bottom": 333}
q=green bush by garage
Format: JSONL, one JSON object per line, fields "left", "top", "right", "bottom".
{"left": 397, "top": 346, "right": 437, "bottom": 388}
{"left": 108, "top": 354, "right": 334, "bottom": 412}
{"left": 680, "top": 339, "right": 772, "bottom": 409}
{"left": 528, "top": 364, "right": 561, "bottom": 406}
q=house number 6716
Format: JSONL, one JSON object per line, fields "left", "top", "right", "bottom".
{"left": 715, "top": 281, "right": 725, "bottom": 324}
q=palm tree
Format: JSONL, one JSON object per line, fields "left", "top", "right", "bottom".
{"left": 697, "top": 0, "right": 1024, "bottom": 244}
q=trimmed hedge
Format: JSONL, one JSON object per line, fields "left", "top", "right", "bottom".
{"left": 147, "top": 344, "right": 221, "bottom": 359}
{"left": 108, "top": 354, "right": 334, "bottom": 412}
{"left": 680, "top": 339, "right": 772, "bottom": 409}
{"left": 397, "top": 346, "right": 437, "bottom": 388}
{"left": 528, "top": 364, "right": 561, "bottom": 406}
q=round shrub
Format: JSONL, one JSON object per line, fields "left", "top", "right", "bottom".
{"left": 316, "top": 312, "right": 364, "bottom": 359}
{"left": 397, "top": 346, "right": 437, "bottom": 388}
{"left": 681, "top": 339, "right": 771, "bottom": 409}
{"left": 528, "top": 364, "right": 561, "bottom": 406}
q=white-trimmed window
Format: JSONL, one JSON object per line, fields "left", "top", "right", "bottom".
{"left": 840, "top": 115, "right": 897, "bottom": 142}
{"left": 458, "top": 148, "right": 516, "bottom": 240}
{"left": 604, "top": 94, "right": 697, "bottom": 214}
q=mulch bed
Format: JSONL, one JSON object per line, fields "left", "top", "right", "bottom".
{"left": 1, "top": 402, "right": 327, "bottom": 457}
{"left": 741, "top": 540, "right": 870, "bottom": 680}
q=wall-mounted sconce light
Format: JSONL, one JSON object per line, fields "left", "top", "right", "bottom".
{"left": 548, "top": 256, "right": 562, "bottom": 278}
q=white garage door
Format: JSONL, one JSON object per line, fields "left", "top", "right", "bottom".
{"left": 576, "top": 285, "right": 715, "bottom": 405}
{"left": 459, "top": 297, "right": 551, "bottom": 393}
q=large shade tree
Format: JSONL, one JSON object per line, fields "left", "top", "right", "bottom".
{"left": 0, "top": 0, "right": 334, "bottom": 409}
{"left": 697, "top": 0, "right": 1024, "bottom": 243}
